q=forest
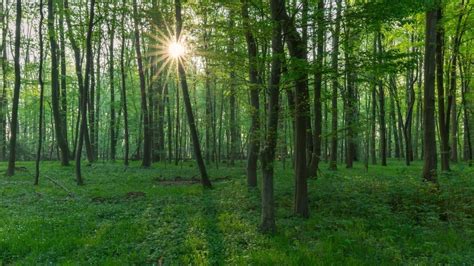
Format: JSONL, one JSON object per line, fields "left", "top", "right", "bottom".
{"left": 0, "top": 0, "right": 473, "bottom": 264}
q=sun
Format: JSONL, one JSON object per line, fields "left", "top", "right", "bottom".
{"left": 168, "top": 41, "right": 186, "bottom": 59}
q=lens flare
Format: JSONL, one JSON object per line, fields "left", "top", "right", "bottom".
{"left": 168, "top": 41, "right": 186, "bottom": 59}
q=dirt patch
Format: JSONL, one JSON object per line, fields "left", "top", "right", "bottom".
{"left": 154, "top": 175, "right": 233, "bottom": 186}
{"left": 91, "top": 196, "right": 115, "bottom": 203}
{"left": 91, "top": 191, "right": 146, "bottom": 204}
{"left": 154, "top": 175, "right": 200, "bottom": 185}
{"left": 125, "top": 191, "right": 146, "bottom": 199}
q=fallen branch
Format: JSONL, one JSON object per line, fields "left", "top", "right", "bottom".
{"left": 44, "top": 175, "right": 77, "bottom": 198}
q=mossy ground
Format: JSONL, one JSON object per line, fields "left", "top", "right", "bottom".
{"left": 1, "top": 160, "right": 473, "bottom": 264}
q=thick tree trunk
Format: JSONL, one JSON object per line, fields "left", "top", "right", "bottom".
{"left": 422, "top": 8, "right": 438, "bottom": 183}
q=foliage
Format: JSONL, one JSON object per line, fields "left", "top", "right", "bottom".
{"left": 1, "top": 160, "right": 473, "bottom": 264}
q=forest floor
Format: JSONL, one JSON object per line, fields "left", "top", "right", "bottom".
{"left": 1, "top": 159, "right": 473, "bottom": 264}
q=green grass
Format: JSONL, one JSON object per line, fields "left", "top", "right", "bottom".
{"left": 1, "top": 159, "right": 473, "bottom": 264}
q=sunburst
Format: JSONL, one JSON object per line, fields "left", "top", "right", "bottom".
{"left": 145, "top": 22, "right": 193, "bottom": 92}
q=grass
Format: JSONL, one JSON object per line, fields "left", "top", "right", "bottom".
{"left": 0, "top": 159, "right": 473, "bottom": 264}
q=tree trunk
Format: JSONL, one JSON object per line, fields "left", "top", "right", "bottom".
{"left": 377, "top": 33, "right": 387, "bottom": 166}
{"left": 260, "top": 0, "right": 283, "bottom": 233}
{"left": 75, "top": 0, "right": 95, "bottom": 185}
{"left": 0, "top": 0, "right": 9, "bottom": 162}
{"left": 422, "top": 7, "right": 438, "bottom": 183}
{"left": 308, "top": 0, "right": 324, "bottom": 177}
{"left": 436, "top": 8, "right": 450, "bottom": 172}
{"left": 35, "top": 0, "right": 45, "bottom": 185}
{"left": 120, "top": 3, "right": 129, "bottom": 166}
{"left": 48, "top": 0, "right": 70, "bottom": 166}
{"left": 273, "top": 0, "right": 310, "bottom": 218}
{"left": 175, "top": 0, "right": 212, "bottom": 188}
{"left": 109, "top": 18, "right": 117, "bottom": 161}
{"left": 133, "top": 0, "right": 152, "bottom": 167}
{"left": 58, "top": 0, "right": 69, "bottom": 160}
{"left": 242, "top": 0, "right": 260, "bottom": 188}
{"left": 6, "top": 0, "right": 21, "bottom": 176}
{"left": 329, "top": 0, "right": 342, "bottom": 171}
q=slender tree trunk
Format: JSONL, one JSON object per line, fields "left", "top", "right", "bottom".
{"left": 175, "top": 0, "right": 212, "bottom": 188}
{"left": 436, "top": 8, "right": 450, "bottom": 172}
{"left": 133, "top": 0, "right": 152, "bottom": 167}
{"left": 35, "top": 0, "right": 45, "bottom": 185}
{"left": 48, "top": 0, "right": 70, "bottom": 166}
{"left": 109, "top": 18, "right": 117, "bottom": 161}
{"left": 273, "top": 0, "right": 310, "bottom": 217}
{"left": 377, "top": 33, "right": 387, "bottom": 166}
{"left": 6, "top": 0, "right": 21, "bottom": 176}
{"left": 308, "top": 0, "right": 324, "bottom": 177}
{"left": 0, "top": 0, "right": 9, "bottom": 162}
{"left": 260, "top": 0, "right": 283, "bottom": 233}
{"left": 75, "top": 0, "right": 95, "bottom": 185}
{"left": 242, "top": 0, "right": 260, "bottom": 187}
{"left": 329, "top": 0, "right": 342, "bottom": 170}
{"left": 59, "top": 0, "right": 69, "bottom": 159}
{"left": 120, "top": 2, "right": 129, "bottom": 166}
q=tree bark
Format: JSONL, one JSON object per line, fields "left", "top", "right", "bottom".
{"left": 35, "top": 0, "right": 45, "bottom": 185}
{"left": 109, "top": 14, "right": 117, "bottom": 161}
{"left": 308, "top": 0, "right": 324, "bottom": 177}
{"left": 48, "top": 0, "right": 70, "bottom": 166}
{"left": 175, "top": 0, "right": 212, "bottom": 188}
{"left": 422, "top": 7, "right": 438, "bottom": 183}
{"left": 260, "top": 0, "right": 283, "bottom": 233}
{"left": 436, "top": 8, "right": 450, "bottom": 172}
{"left": 6, "top": 0, "right": 21, "bottom": 176}
{"left": 120, "top": 1, "right": 129, "bottom": 166}
{"left": 75, "top": 0, "right": 95, "bottom": 185}
{"left": 272, "top": 0, "right": 310, "bottom": 217}
{"left": 242, "top": 0, "right": 261, "bottom": 188}
{"left": 329, "top": 0, "right": 342, "bottom": 170}
{"left": 133, "top": 0, "right": 152, "bottom": 167}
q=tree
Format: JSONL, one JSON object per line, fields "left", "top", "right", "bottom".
{"left": 272, "top": 0, "right": 310, "bottom": 217}
{"left": 132, "top": 0, "right": 152, "bottom": 167}
{"left": 109, "top": 6, "right": 117, "bottom": 161}
{"left": 242, "top": 0, "right": 261, "bottom": 188}
{"left": 329, "top": 0, "right": 342, "bottom": 171}
{"left": 35, "top": 0, "right": 45, "bottom": 185}
{"left": 260, "top": 0, "right": 283, "bottom": 233}
{"left": 6, "top": 0, "right": 21, "bottom": 176}
{"left": 308, "top": 0, "right": 325, "bottom": 177}
{"left": 75, "top": 0, "right": 95, "bottom": 185}
{"left": 175, "top": 0, "right": 212, "bottom": 188}
{"left": 48, "top": 0, "right": 70, "bottom": 166}
{"left": 422, "top": 6, "right": 438, "bottom": 183}
{"left": 120, "top": 0, "right": 129, "bottom": 166}
{"left": 437, "top": 8, "right": 450, "bottom": 172}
